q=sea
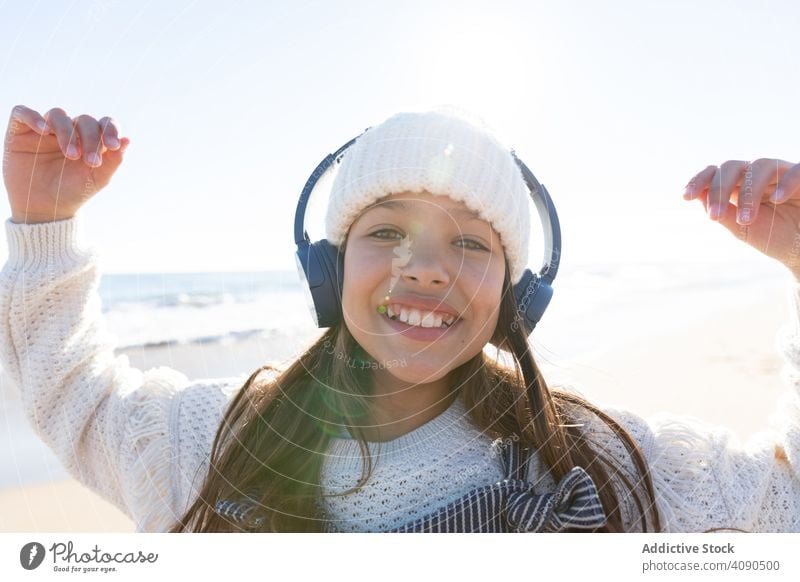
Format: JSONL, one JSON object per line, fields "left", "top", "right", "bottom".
{"left": 91, "top": 258, "right": 790, "bottom": 356}
{"left": 0, "top": 258, "right": 791, "bottom": 489}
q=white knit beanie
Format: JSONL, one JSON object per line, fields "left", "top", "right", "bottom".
{"left": 324, "top": 107, "right": 532, "bottom": 285}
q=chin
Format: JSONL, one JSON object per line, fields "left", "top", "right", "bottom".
{"left": 362, "top": 346, "right": 452, "bottom": 379}
{"left": 377, "top": 364, "right": 453, "bottom": 385}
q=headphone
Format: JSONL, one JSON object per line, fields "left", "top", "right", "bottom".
{"left": 294, "top": 128, "right": 562, "bottom": 337}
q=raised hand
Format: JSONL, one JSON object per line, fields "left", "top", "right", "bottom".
{"left": 2, "top": 105, "right": 130, "bottom": 224}
{"left": 683, "top": 159, "right": 800, "bottom": 274}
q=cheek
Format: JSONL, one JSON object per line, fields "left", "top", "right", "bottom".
{"left": 343, "top": 243, "right": 393, "bottom": 280}
{"left": 341, "top": 248, "right": 388, "bottom": 320}
{"left": 459, "top": 259, "right": 505, "bottom": 302}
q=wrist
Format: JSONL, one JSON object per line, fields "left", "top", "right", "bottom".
{"left": 10, "top": 212, "right": 76, "bottom": 224}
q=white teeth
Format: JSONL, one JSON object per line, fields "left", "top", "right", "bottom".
{"left": 388, "top": 306, "right": 456, "bottom": 329}
{"left": 420, "top": 312, "right": 436, "bottom": 328}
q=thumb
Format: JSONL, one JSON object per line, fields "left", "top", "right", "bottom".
{"left": 92, "top": 137, "right": 130, "bottom": 190}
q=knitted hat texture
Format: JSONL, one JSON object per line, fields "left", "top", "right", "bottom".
{"left": 324, "top": 108, "right": 531, "bottom": 285}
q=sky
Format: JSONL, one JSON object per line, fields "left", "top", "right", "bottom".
{"left": 1, "top": 0, "right": 799, "bottom": 274}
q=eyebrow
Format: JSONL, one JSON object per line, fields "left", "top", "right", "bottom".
{"left": 365, "top": 199, "right": 484, "bottom": 222}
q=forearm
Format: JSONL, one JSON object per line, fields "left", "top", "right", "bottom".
{"left": 0, "top": 215, "right": 142, "bottom": 510}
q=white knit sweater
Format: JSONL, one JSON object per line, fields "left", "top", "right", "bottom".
{"left": 2, "top": 215, "right": 800, "bottom": 533}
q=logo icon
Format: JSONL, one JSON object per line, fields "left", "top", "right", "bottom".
{"left": 19, "top": 542, "right": 46, "bottom": 570}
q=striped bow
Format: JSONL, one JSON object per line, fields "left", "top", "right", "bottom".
{"left": 385, "top": 439, "right": 608, "bottom": 533}
{"left": 385, "top": 466, "right": 607, "bottom": 533}
{"left": 505, "top": 466, "right": 607, "bottom": 532}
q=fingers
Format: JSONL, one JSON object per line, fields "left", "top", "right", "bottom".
{"left": 772, "top": 162, "right": 800, "bottom": 204}
{"left": 683, "top": 158, "right": 797, "bottom": 224}
{"left": 683, "top": 165, "right": 716, "bottom": 200}
{"left": 706, "top": 160, "right": 749, "bottom": 221}
{"left": 98, "top": 116, "right": 121, "bottom": 151}
{"left": 8, "top": 104, "right": 50, "bottom": 136}
{"left": 44, "top": 107, "right": 81, "bottom": 160}
{"left": 88, "top": 136, "right": 131, "bottom": 191}
{"left": 736, "top": 158, "right": 793, "bottom": 224}
{"left": 34, "top": 107, "right": 125, "bottom": 167}
{"left": 74, "top": 114, "right": 103, "bottom": 167}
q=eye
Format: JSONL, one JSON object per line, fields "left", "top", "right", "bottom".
{"left": 458, "top": 239, "right": 489, "bottom": 251}
{"left": 368, "top": 228, "right": 488, "bottom": 251}
{"left": 369, "top": 228, "right": 404, "bottom": 240}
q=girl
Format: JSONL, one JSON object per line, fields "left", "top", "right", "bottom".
{"left": 2, "top": 104, "right": 800, "bottom": 533}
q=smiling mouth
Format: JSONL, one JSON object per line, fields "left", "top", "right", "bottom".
{"left": 382, "top": 311, "right": 461, "bottom": 329}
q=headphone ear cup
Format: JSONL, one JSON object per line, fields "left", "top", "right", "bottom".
{"left": 313, "top": 239, "right": 345, "bottom": 327}
{"left": 512, "top": 269, "right": 554, "bottom": 336}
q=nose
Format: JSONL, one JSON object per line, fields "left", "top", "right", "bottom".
{"left": 396, "top": 241, "right": 452, "bottom": 287}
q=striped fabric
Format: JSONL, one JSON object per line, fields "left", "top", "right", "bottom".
{"left": 385, "top": 439, "right": 608, "bottom": 533}
{"left": 214, "top": 439, "right": 608, "bottom": 532}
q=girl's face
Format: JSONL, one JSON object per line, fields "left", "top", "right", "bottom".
{"left": 341, "top": 190, "right": 506, "bottom": 386}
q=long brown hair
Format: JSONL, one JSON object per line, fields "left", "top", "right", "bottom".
{"left": 167, "top": 236, "right": 682, "bottom": 532}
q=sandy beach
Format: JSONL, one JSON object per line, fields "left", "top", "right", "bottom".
{"left": 0, "top": 280, "right": 794, "bottom": 532}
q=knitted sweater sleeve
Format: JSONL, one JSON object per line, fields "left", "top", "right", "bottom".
{"left": 588, "top": 276, "right": 800, "bottom": 533}
{"left": 0, "top": 216, "right": 244, "bottom": 532}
